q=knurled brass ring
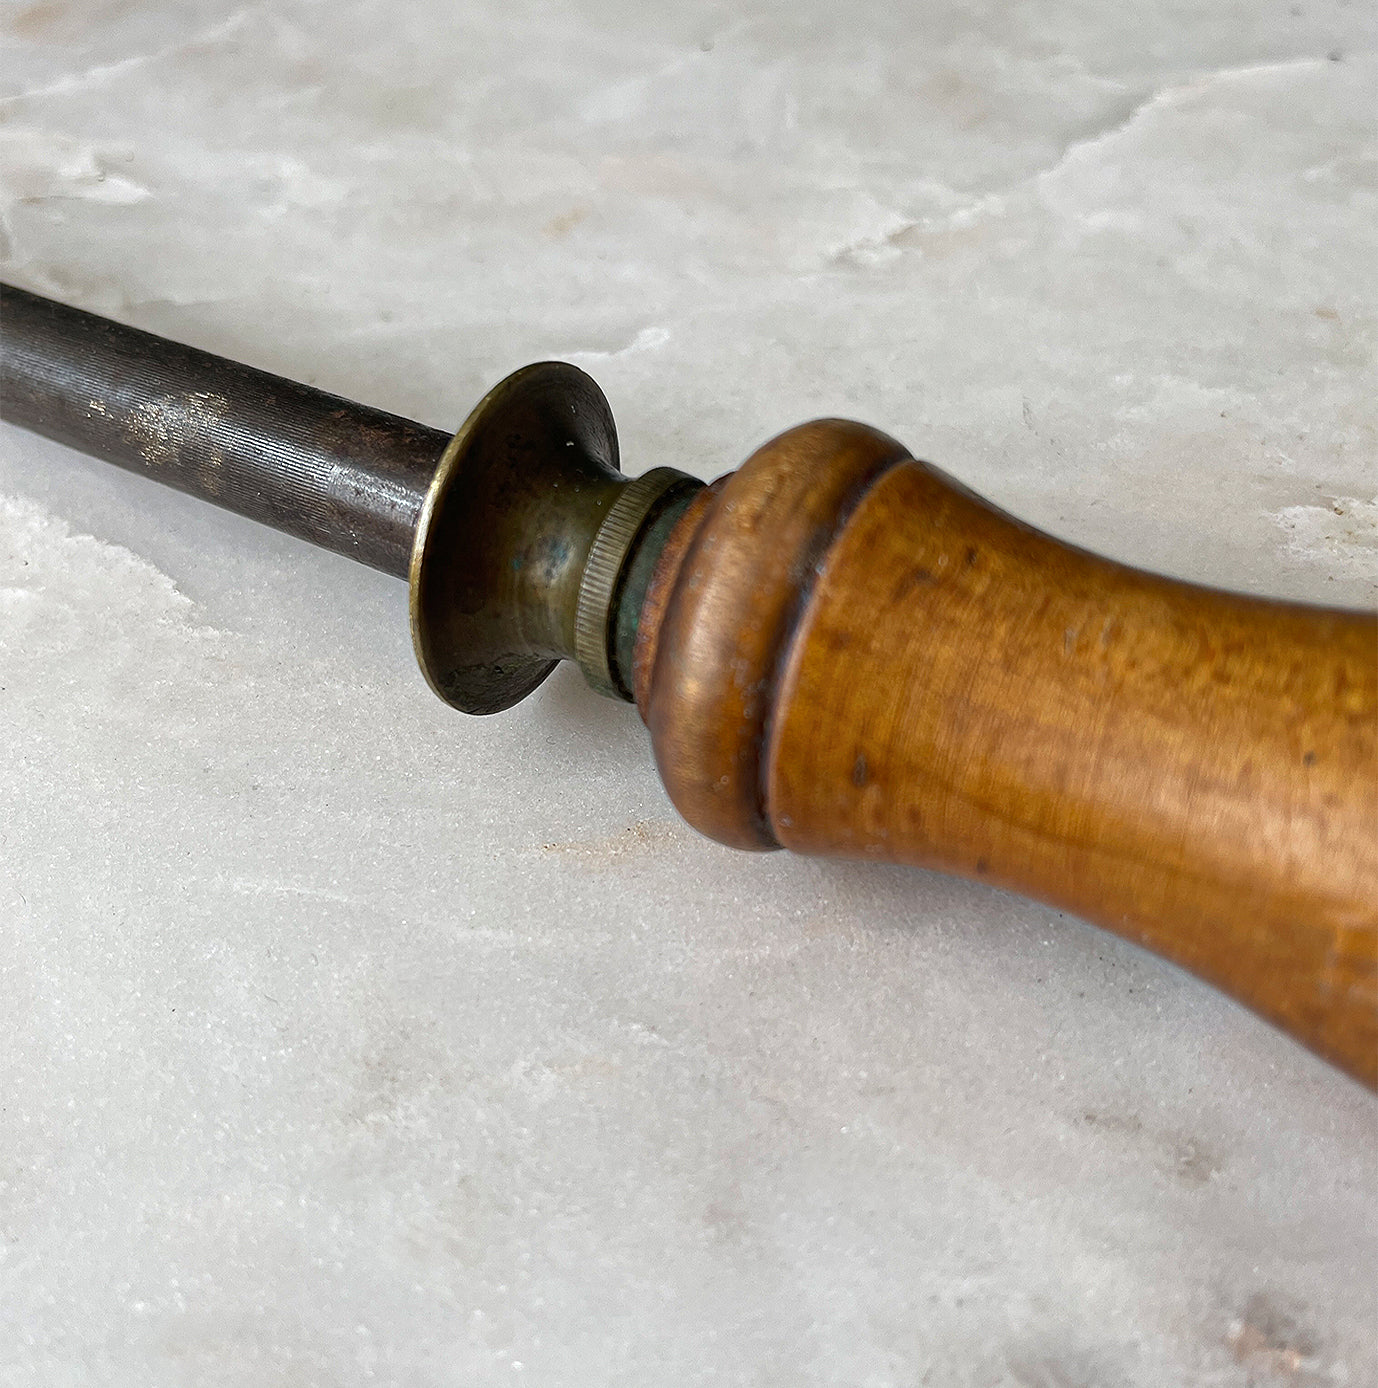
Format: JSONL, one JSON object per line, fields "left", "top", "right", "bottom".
{"left": 575, "top": 466, "right": 695, "bottom": 699}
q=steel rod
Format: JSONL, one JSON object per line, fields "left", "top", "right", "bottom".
{"left": 0, "top": 283, "right": 449, "bottom": 576}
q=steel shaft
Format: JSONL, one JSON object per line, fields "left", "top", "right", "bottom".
{"left": 0, "top": 283, "right": 448, "bottom": 576}
{"left": 0, "top": 283, "right": 701, "bottom": 711}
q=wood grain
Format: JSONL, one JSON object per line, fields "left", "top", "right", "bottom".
{"left": 638, "top": 421, "right": 1378, "bottom": 1087}
{"left": 638, "top": 422, "right": 907, "bottom": 849}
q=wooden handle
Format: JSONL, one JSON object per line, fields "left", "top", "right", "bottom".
{"left": 634, "top": 421, "right": 1378, "bottom": 1087}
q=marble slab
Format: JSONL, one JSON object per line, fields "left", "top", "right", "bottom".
{"left": 2, "top": 2, "right": 1375, "bottom": 1383}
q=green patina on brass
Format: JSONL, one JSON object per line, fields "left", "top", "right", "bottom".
{"left": 409, "top": 361, "right": 700, "bottom": 713}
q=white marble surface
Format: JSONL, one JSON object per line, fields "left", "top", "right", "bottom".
{"left": 2, "top": 3, "right": 1376, "bottom": 1384}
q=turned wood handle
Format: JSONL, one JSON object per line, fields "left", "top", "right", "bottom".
{"left": 634, "top": 421, "right": 1378, "bottom": 1087}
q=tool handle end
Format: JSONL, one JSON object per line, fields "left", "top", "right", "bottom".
{"left": 637, "top": 421, "right": 1378, "bottom": 1087}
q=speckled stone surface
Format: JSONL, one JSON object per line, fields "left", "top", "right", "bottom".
{"left": 1, "top": 3, "right": 1375, "bottom": 1384}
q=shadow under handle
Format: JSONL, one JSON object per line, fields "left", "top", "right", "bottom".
{"left": 634, "top": 420, "right": 1378, "bottom": 1088}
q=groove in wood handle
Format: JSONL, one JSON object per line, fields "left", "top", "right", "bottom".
{"left": 636, "top": 421, "right": 1378, "bottom": 1087}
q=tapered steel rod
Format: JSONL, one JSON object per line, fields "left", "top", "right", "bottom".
{"left": 0, "top": 281, "right": 696, "bottom": 708}
{"left": 0, "top": 282, "right": 449, "bottom": 575}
